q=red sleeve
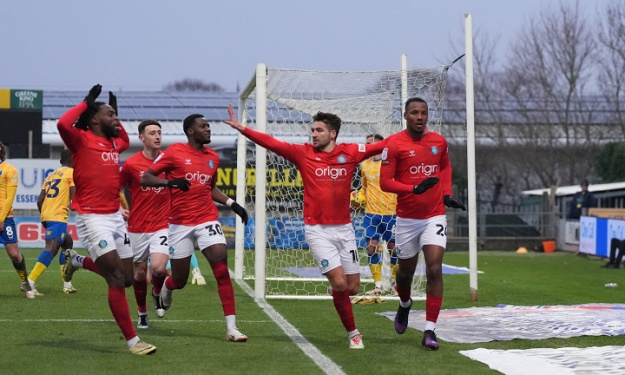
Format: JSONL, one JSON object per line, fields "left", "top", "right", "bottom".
{"left": 119, "top": 161, "right": 130, "bottom": 190}
{"left": 439, "top": 143, "right": 453, "bottom": 196}
{"left": 57, "top": 102, "right": 88, "bottom": 152}
{"left": 150, "top": 150, "right": 176, "bottom": 176}
{"left": 379, "top": 144, "right": 413, "bottom": 194}
{"left": 242, "top": 127, "right": 300, "bottom": 162}
{"left": 116, "top": 123, "right": 130, "bottom": 153}
{"left": 362, "top": 137, "right": 389, "bottom": 159}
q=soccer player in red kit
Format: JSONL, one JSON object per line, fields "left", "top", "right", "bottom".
{"left": 57, "top": 84, "right": 156, "bottom": 355}
{"left": 225, "top": 104, "right": 388, "bottom": 349}
{"left": 141, "top": 113, "right": 249, "bottom": 342}
{"left": 379, "top": 97, "right": 465, "bottom": 350}
{"left": 119, "top": 120, "right": 171, "bottom": 328}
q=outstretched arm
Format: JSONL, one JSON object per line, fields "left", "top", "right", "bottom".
{"left": 225, "top": 104, "right": 299, "bottom": 161}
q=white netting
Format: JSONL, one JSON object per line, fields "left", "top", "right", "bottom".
{"left": 238, "top": 65, "right": 451, "bottom": 299}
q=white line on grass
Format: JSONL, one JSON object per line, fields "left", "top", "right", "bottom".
{"left": 234, "top": 276, "right": 346, "bottom": 375}
{"left": 0, "top": 319, "right": 271, "bottom": 323}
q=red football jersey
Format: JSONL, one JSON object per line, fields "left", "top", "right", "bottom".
{"left": 380, "top": 129, "right": 452, "bottom": 219}
{"left": 242, "top": 127, "right": 387, "bottom": 225}
{"left": 120, "top": 151, "right": 169, "bottom": 233}
{"left": 149, "top": 143, "right": 220, "bottom": 226}
{"left": 57, "top": 102, "right": 129, "bottom": 214}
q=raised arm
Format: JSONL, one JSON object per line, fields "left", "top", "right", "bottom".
{"left": 224, "top": 104, "right": 299, "bottom": 161}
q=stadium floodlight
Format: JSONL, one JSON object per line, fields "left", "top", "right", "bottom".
{"left": 235, "top": 59, "right": 453, "bottom": 300}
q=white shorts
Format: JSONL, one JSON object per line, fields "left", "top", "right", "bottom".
{"left": 304, "top": 224, "right": 360, "bottom": 275}
{"left": 395, "top": 215, "right": 447, "bottom": 259}
{"left": 76, "top": 212, "right": 133, "bottom": 261}
{"left": 168, "top": 220, "right": 226, "bottom": 259}
{"left": 128, "top": 228, "right": 170, "bottom": 263}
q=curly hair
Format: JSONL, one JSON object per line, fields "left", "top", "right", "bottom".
{"left": 0, "top": 140, "right": 5, "bottom": 161}
{"left": 75, "top": 101, "right": 106, "bottom": 130}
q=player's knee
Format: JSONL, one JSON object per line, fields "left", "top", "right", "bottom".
{"left": 134, "top": 268, "right": 147, "bottom": 280}
{"left": 151, "top": 267, "right": 167, "bottom": 278}
{"left": 348, "top": 284, "right": 360, "bottom": 295}
{"left": 426, "top": 263, "right": 443, "bottom": 278}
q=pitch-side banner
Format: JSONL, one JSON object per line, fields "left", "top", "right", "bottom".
{"left": 9, "top": 158, "right": 60, "bottom": 209}
{"left": 14, "top": 216, "right": 82, "bottom": 248}
{"left": 379, "top": 303, "right": 625, "bottom": 344}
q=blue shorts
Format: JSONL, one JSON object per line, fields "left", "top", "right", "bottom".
{"left": 0, "top": 217, "right": 17, "bottom": 245}
{"left": 363, "top": 214, "right": 396, "bottom": 242}
{"left": 42, "top": 221, "right": 67, "bottom": 243}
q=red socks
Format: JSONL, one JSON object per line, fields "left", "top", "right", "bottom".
{"left": 164, "top": 275, "right": 186, "bottom": 290}
{"left": 151, "top": 273, "right": 165, "bottom": 295}
{"left": 108, "top": 287, "right": 136, "bottom": 340}
{"left": 397, "top": 287, "right": 412, "bottom": 304}
{"left": 425, "top": 294, "right": 443, "bottom": 323}
{"left": 211, "top": 262, "right": 235, "bottom": 316}
{"left": 332, "top": 289, "right": 356, "bottom": 332}
{"left": 133, "top": 278, "right": 148, "bottom": 314}
{"left": 83, "top": 257, "right": 101, "bottom": 275}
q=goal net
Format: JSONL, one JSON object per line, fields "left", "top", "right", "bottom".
{"left": 235, "top": 62, "right": 452, "bottom": 299}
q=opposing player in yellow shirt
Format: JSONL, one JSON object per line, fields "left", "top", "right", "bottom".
{"left": 28, "top": 149, "right": 77, "bottom": 294}
{"left": 352, "top": 134, "right": 398, "bottom": 295}
{"left": 0, "top": 140, "right": 35, "bottom": 298}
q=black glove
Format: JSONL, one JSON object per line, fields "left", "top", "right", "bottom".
{"left": 413, "top": 177, "right": 439, "bottom": 194}
{"left": 444, "top": 195, "right": 466, "bottom": 211}
{"left": 84, "top": 84, "right": 102, "bottom": 107}
{"left": 108, "top": 91, "right": 118, "bottom": 115}
{"left": 167, "top": 178, "right": 191, "bottom": 192}
{"left": 231, "top": 201, "right": 249, "bottom": 225}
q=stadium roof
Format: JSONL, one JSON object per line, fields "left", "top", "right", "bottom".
{"left": 43, "top": 90, "right": 238, "bottom": 121}
{"left": 522, "top": 181, "right": 625, "bottom": 197}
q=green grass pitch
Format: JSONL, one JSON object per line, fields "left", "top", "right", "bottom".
{"left": 2, "top": 249, "right": 625, "bottom": 374}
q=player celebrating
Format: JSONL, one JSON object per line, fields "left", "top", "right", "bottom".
{"left": 119, "top": 120, "right": 172, "bottom": 328}
{"left": 0, "top": 140, "right": 35, "bottom": 299}
{"left": 141, "top": 113, "right": 249, "bottom": 342}
{"left": 27, "top": 149, "right": 77, "bottom": 295}
{"left": 225, "top": 104, "right": 388, "bottom": 349}
{"left": 379, "top": 97, "right": 465, "bottom": 351}
{"left": 57, "top": 84, "right": 156, "bottom": 355}
{"left": 352, "top": 134, "right": 398, "bottom": 296}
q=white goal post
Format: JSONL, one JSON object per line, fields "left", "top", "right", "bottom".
{"left": 234, "top": 58, "right": 453, "bottom": 300}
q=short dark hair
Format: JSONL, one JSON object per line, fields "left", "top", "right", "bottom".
{"left": 138, "top": 120, "right": 161, "bottom": 134}
{"left": 366, "top": 133, "right": 384, "bottom": 142}
{"left": 405, "top": 97, "right": 428, "bottom": 113}
{"left": 60, "top": 149, "right": 72, "bottom": 165}
{"left": 183, "top": 114, "right": 204, "bottom": 135}
{"left": 312, "top": 112, "right": 342, "bottom": 137}
{"left": 75, "top": 102, "right": 106, "bottom": 130}
{"left": 581, "top": 179, "right": 589, "bottom": 187}
{"left": 0, "top": 139, "right": 5, "bottom": 161}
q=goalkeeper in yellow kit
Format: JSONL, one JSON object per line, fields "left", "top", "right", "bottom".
{"left": 351, "top": 134, "right": 398, "bottom": 295}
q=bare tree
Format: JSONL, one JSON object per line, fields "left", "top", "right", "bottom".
{"left": 500, "top": 1, "right": 597, "bottom": 186}
{"left": 164, "top": 78, "right": 225, "bottom": 92}
{"left": 597, "top": 1, "right": 625, "bottom": 135}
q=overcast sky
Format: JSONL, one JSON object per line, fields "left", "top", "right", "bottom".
{"left": 0, "top": 0, "right": 597, "bottom": 92}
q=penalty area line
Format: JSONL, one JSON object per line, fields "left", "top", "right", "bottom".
{"left": 234, "top": 274, "right": 346, "bottom": 375}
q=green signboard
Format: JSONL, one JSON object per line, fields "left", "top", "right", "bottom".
{"left": 9, "top": 89, "right": 43, "bottom": 110}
